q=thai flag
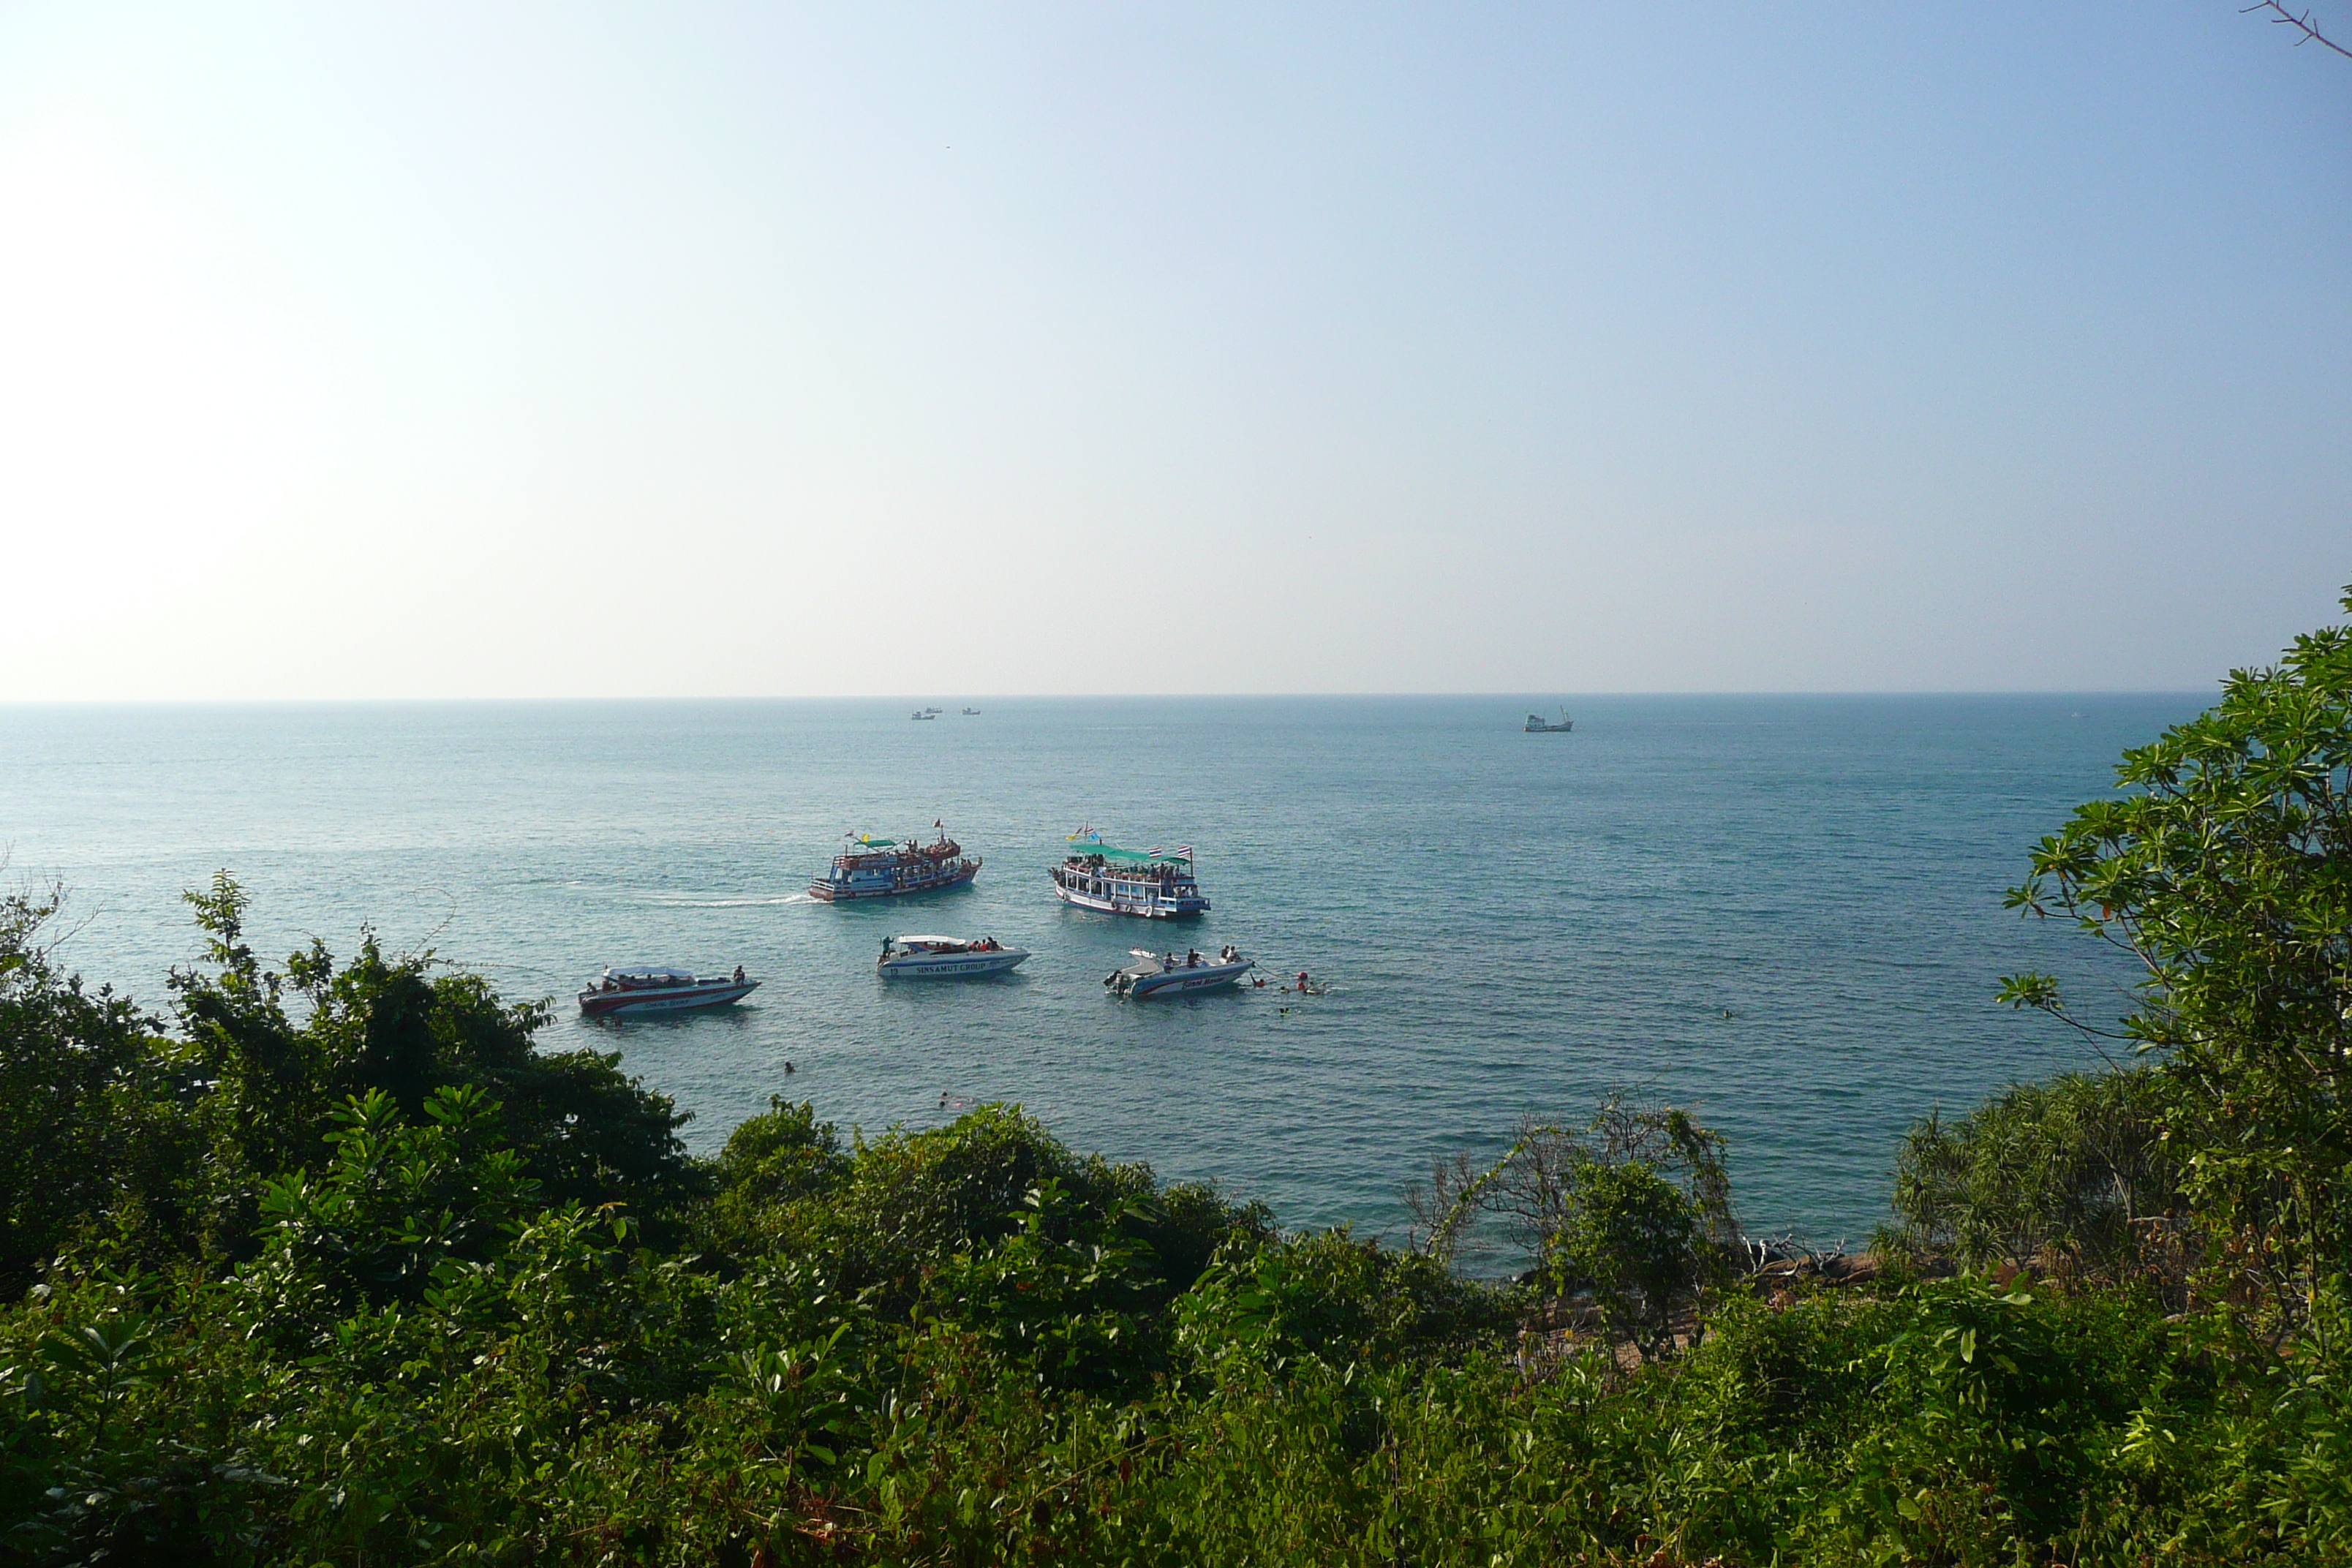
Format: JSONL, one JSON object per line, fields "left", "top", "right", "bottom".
{"left": 1146, "top": 846, "right": 1164, "bottom": 857}
{"left": 1174, "top": 845, "right": 1194, "bottom": 857}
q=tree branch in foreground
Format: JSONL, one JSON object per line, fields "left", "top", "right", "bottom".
{"left": 2245, "top": 1, "right": 2352, "bottom": 60}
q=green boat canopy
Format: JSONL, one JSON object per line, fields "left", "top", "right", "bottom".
{"left": 1077, "top": 845, "right": 1188, "bottom": 865}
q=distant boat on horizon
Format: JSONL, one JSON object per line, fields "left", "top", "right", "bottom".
{"left": 1525, "top": 708, "right": 1574, "bottom": 733}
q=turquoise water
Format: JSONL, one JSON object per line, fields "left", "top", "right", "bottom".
{"left": 0, "top": 696, "right": 2195, "bottom": 1253}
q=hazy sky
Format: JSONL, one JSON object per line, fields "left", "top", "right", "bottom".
{"left": 2, "top": 4, "right": 2345, "bottom": 698}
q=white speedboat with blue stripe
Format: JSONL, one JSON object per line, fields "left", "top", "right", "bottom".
{"left": 878, "top": 935, "right": 1029, "bottom": 978}
{"left": 1105, "top": 945, "right": 1254, "bottom": 999}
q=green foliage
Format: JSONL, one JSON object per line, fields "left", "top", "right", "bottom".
{"left": 166, "top": 874, "right": 701, "bottom": 1254}
{"left": 1547, "top": 1156, "right": 1704, "bottom": 1354}
{"left": 2003, "top": 587, "right": 2352, "bottom": 1327}
{"left": 1885, "top": 1068, "right": 2184, "bottom": 1281}
{"left": 0, "top": 886, "right": 202, "bottom": 1294}
{"left": 1410, "top": 1095, "right": 1740, "bottom": 1283}
{"left": 1177, "top": 1227, "right": 1521, "bottom": 1371}
{"left": 244, "top": 1085, "right": 540, "bottom": 1316}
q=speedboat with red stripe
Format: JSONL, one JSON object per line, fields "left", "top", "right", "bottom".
{"left": 578, "top": 965, "right": 760, "bottom": 1019}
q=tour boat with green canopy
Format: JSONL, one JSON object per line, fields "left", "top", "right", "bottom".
{"left": 1050, "top": 829, "right": 1210, "bottom": 918}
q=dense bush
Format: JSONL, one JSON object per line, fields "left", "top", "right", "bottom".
{"left": 1882, "top": 1067, "right": 2183, "bottom": 1283}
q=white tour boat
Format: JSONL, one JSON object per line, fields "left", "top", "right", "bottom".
{"left": 877, "top": 934, "right": 1030, "bottom": 978}
{"left": 578, "top": 965, "right": 759, "bottom": 1019}
{"left": 1105, "top": 945, "right": 1254, "bottom": 999}
{"left": 1050, "top": 832, "right": 1209, "bottom": 919}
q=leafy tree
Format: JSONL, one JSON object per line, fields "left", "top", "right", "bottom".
{"left": 778, "top": 1105, "right": 1265, "bottom": 1317}
{"left": 240, "top": 1085, "right": 541, "bottom": 1317}
{"left": 703, "top": 1096, "right": 853, "bottom": 1255}
{"left": 0, "top": 886, "right": 202, "bottom": 1294}
{"left": 1547, "top": 1156, "right": 1704, "bottom": 1356}
{"left": 2003, "top": 587, "right": 2352, "bottom": 1336}
{"left": 170, "top": 874, "right": 702, "bottom": 1241}
{"left": 1884, "top": 1068, "right": 2184, "bottom": 1284}
{"left": 1406, "top": 1093, "right": 1738, "bottom": 1297}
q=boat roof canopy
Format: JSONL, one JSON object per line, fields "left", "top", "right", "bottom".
{"left": 1078, "top": 844, "right": 1189, "bottom": 866}
{"left": 604, "top": 965, "right": 697, "bottom": 982}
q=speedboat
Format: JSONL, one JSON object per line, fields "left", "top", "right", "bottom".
{"left": 878, "top": 934, "right": 1029, "bottom": 978}
{"left": 578, "top": 965, "right": 759, "bottom": 1019}
{"left": 1104, "top": 945, "right": 1254, "bottom": 999}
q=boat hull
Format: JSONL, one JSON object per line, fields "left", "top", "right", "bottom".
{"left": 1112, "top": 960, "right": 1254, "bottom": 998}
{"left": 809, "top": 863, "right": 980, "bottom": 901}
{"left": 1052, "top": 882, "right": 1207, "bottom": 919}
{"left": 879, "top": 949, "right": 1029, "bottom": 978}
{"left": 578, "top": 979, "right": 759, "bottom": 1018}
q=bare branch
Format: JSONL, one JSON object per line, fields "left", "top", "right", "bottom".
{"left": 2244, "top": 0, "right": 2352, "bottom": 60}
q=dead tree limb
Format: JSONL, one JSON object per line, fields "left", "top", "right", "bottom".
{"left": 2244, "top": 1, "right": 2352, "bottom": 60}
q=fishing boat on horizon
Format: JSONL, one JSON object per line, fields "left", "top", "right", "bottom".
{"left": 1051, "top": 829, "right": 1210, "bottom": 918}
{"left": 1524, "top": 707, "right": 1574, "bottom": 733}
{"left": 578, "top": 965, "right": 759, "bottom": 1019}
{"left": 810, "top": 826, "right": 981, "bottom": 901}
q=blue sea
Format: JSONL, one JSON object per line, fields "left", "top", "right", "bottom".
{"left": 0, "top": 696, "right": 2197, "bottom": 1259}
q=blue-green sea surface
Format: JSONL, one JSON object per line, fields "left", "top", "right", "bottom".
{"left": 0, "top": 696, "right": 2193, "bottom": 1257}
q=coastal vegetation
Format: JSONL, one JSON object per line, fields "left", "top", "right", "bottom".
{"left": 5, "top": 593, "right": 2352, "bottom": 1564}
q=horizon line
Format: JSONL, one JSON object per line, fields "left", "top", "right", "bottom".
{"left": 0, "top": 688, "right": 2219, "bottom": 707}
